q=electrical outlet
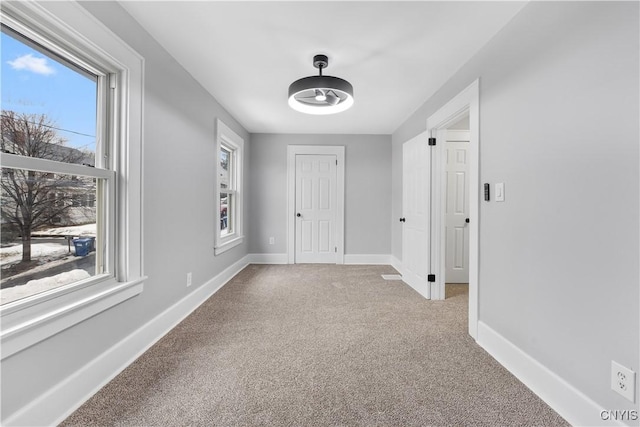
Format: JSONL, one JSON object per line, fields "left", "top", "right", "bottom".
{"left": 269, "top": 237, "right": 275, "bottom": 245}
{"left": 186, "top": 272, "right": 192, "bottom": 287}
{"left": 611, "top": 361, "right": 636, "bottom": 402}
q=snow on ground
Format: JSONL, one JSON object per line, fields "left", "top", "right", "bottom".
{"left": 1, "top": 242, "right": 70, "bottom": 262}
{"left": 1, "top": 223, "right": 96, "bottom": 263}
{"left": 0, "top": 224, "right": 97, "bottom": 305}
{"left": 36, "top": 223, "right": 96, "bottom": 237}
{"left": 0, "top": 269, "right": 91, "bottom": 305}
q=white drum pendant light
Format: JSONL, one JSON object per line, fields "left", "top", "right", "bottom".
{"left": 288, "top": 54, "right": 354, "bottom": 115}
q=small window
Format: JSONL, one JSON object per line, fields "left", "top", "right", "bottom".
{"left": 215, "top": 119, "right": 243, "bottom": 254}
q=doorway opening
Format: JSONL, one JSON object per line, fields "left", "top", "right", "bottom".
{"left": 442, "top": 115, "right": 470, "bottom": 299}
{"left": 426, "top": 79, "right": 479, "bottom": 339}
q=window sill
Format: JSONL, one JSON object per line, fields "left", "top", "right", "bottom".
{"left": 214, "top": 235, "right": 244, "bottom": 256}
{"left": 0, "top": 277, "right": 146, "bottom": 360}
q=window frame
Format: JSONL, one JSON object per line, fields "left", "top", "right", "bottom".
{"left": 214, "top": 119, "right": 243, "bottom": 255}
{"left": 0, "top": 1, "right": 145, "bottom": 360}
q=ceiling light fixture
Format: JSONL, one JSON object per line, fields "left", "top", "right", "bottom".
{"left": 288, "top": 54, "right": 354, "bottom": 115}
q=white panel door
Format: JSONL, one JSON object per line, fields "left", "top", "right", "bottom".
{"left": 444, "top": 130, "right": 470, "bottom": 283}
{"left": 402, "top": 133, "right": 431, "bottom": 298}
{"left": 295, "top": 154, "right": 337, "bottom": 263}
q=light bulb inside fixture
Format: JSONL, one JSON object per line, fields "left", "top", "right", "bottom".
{"left": 314, "top": 89, "right": 326, "bottom": 102}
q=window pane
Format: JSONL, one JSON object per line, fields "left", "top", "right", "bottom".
{"left": 1, "top": 168, "right": 100, "bottom": 305}
{"left": 1, "top": 26, "right": 97, "bottom": 165}
{"left": 220, "top": 146, "right": 231, "bottom": 190}
{"left": 220, "top": 192, "right": 234, "bottom": 236}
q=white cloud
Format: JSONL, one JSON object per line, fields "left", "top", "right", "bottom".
{"left": 7, "top": 54, "right": 55, "bottom": 76}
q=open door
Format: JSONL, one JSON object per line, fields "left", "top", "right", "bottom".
{"left": 401, "top": 132, "right": 431, "bottom": 298}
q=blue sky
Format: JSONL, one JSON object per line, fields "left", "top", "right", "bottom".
{"left": 1, "top": 31, "right": 97, "bottom": 152}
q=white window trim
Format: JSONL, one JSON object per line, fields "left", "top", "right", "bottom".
{"left": 214, "top": 119, "right": 243, "bottom": 255}
{"left": 0, "top": 1, "right": 145, "bottom": 360}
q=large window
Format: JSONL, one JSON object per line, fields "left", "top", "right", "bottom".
{"left": 0, "top": 2, "right": 144, "bottom": 359}
{"left": 215, "top": 119, "right": 243, "bottom": 254}
{"left": 1, "top": 25, "right": 104, "bottom": 305}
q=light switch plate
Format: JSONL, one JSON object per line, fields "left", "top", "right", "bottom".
{"left": 495, "top": 183, "right": 505, "bottom": 202}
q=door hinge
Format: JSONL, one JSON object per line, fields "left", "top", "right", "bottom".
{"left": 336, "top": 159, "right": 338, "bottom": 165}
{"left": 109, "top": 73, "right": 117, "bottom": 89}
{"left": 427, "top": 274, "right": 436, "bottom": 282}
{"left": 428, "top": 137, "right": 436, "bottom": 146}
{"left": 335, "top": 247, "right": 337, "bottom": 253}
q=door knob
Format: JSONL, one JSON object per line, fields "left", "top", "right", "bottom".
{"left": 465, "top": 218, "right": 470, "bottom": 223}
{"left": 296, "top": 213, "right": 301, "bottom": 217}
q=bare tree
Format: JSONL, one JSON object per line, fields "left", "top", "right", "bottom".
{"left": 1, "top": 110, "right": 86, "bottom": 263}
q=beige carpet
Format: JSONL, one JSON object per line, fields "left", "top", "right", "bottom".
{"left": 62, "top": 264, "right": 568, "bottom": 426}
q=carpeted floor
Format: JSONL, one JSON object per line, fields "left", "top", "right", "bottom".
{"left": 62, "top": 264, "right": 568, "bottom": 426}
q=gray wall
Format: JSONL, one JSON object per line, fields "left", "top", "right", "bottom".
{"left": 1, "top": 1, "right": 251, "bottom": 419}
{"left": 249, "top": 134, "right": 391, "bottom": 256}
{"left": 392, "top": 1, "right": 639, "bottom": 413}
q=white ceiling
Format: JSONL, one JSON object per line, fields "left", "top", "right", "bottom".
{"left": 119, "top": 1, "right": 527, "bottom": 135}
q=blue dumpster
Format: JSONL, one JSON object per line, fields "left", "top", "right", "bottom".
{"left": 73, "top": 238, "right": 92, "bottom": 256}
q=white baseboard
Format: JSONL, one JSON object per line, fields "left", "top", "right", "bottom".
{"left": 247, "top": 253, "right": 288, "bottom": 264}
{"left": 390, "top": 256, "right": 402, "bottom": 274}
{"left": 477, "top": 321, "right": 629, "bottom": 427}
{"left": 247, "top": 253, "right": 396, "bottom": 266}
{"left": 4, "top": 255, "right": 251, "bottom": 427}
{"left": 343, "top": 254, "right": 391, "bottom": 265}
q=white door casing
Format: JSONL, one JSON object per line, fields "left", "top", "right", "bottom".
{"left": 287, "top": 145, "right": 345, "bottom": 264}
{"left": 444, "top": 130, "right": 470, "bottom": 283}
{"left": 295, "top": 154, "right": 337, "bottom": 263}
{"left": 401, "top": 131, "right": 431, "bottom": 299}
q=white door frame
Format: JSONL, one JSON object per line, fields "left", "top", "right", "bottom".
{"left": 287, "top": 145, "right": 345, "bottom": 264}
{"left": 427, "top": 79, "right": 479, "bottom": 339}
